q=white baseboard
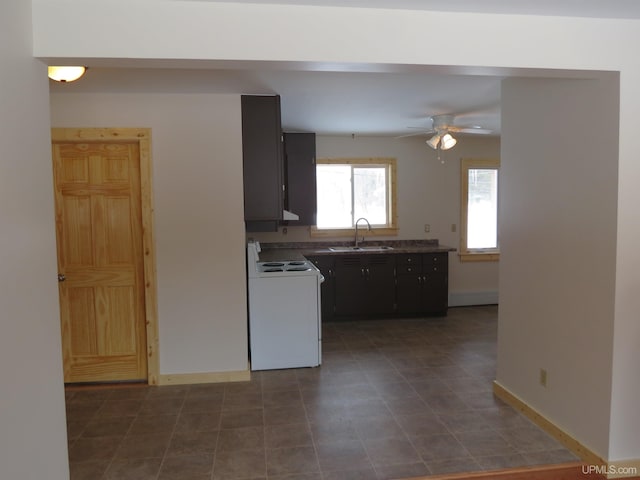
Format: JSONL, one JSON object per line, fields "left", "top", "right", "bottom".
{"left": 448, "top": 290, "right": 499, "bottom": 307}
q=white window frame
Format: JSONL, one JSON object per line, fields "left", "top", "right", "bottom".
{"left": 460, "top": 158, "right": 500, "bottom": 262}
{"left": 311, "top": 157, "right": 398, "bottom": 237}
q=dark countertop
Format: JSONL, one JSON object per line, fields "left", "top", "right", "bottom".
{"left": 257, "top": 240, "right": 456, "bottom": 262}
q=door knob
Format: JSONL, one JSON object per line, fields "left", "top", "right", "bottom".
{"left": 58, "top": 273, "right": 66, "bottom": 282}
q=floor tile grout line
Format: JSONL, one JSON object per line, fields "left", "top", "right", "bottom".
{"left": 299, "top": 373, "right": 333, "bottom": 480}
{"left": 153, "top": 389, "right": 186, "bottom": 480}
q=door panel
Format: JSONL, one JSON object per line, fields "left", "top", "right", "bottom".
{"left": 105, "top": 197, "right": 135, "bottom": 264}
{"left": 62, "top": 196, "right": 93, "bottom": 265}
{"left": 67, "top": 287, "right": 97, "bottom": 355}
{"left": 53, "top": 141, "right": 147, "bottom": 383}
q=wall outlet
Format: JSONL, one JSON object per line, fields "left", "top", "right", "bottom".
{"left": 451, "top": 223, "right": 457, "bottom": 233}
{"left": 539, "top": 368, "right": 548, "bottom": 387}
{"left": 424, "top": 224, "right": 430, "bottom": 233}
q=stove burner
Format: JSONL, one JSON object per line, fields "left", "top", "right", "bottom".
{"left": 263, "top": 268, "right": 284, "bottom": 272}
{"left": 286, "top": 267, "right": 312, "bottom": 271}
{"left": 288, "top": 261, "right": 306, "bottom": 266}
{"left": 262, "top": 262, "right": 285, "bottom": 267}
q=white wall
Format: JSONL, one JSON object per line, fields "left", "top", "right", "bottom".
{"left": 254, "top": 134, "right": 501, "bottom": 304}
{"left": 0, "top": 1, "right": 69, "bottom": 478}
{"left": 28, "top": 0, "right": 640, "bottom": 463}
{"left": 609, "top": 69, "right": 640, "bottom": 460}
{"left": 50, "top": 93, "right": 248, "bottom": 375}
{"left": 499, "top": 76, "right": 619, "bottom": 457}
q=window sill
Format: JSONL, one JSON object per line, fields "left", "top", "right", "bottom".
{"left": 459, "top": 252, "right": 500, "bottom": 262}
{"left": 310, "top": 226, "right": 399, "bottom": 238}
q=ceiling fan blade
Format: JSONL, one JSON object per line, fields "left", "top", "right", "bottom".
{"left": 448, "top": 126, "right": 493, "bottom": 134}
{"left": 406, "top": 127, "right": 436, "bottom": 133}
{"left": 395, "top": 131, "right": 431, "bottom": 139}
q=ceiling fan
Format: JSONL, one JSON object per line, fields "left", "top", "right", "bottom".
{"left": 401, "top": 114, "right": 493, "bottom": 150}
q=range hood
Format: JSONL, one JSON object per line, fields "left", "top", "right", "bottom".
{"left": 245, "top": 209, "right": 299, "bottom": 232}
{"left": 283, "top": 209, "right": 299, "bottom": 221}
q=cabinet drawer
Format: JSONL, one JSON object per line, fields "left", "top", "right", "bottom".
{"left": 396, "top": 254, "right": 421, "bottom": 266}
{"left": 423, "top": 254, "right": 448, "bottom": 269}
{"left": 424, "top": 264, "right": 446, "bottom": 273}
{"left": 397, "top": 265, "right": 422, "bottom": 275}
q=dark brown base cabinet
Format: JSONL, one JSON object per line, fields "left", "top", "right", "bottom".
{"left": 308, "top": 252, "right": 449, "bottom": 321}
{"left": 333, "top": 255, "right": 395, "bottom": 317}
{"left": 396, "top": 253, "right": 448, "bottom": 316}
{"left": 308, "top": 256, "right": 336, "bottom": 323}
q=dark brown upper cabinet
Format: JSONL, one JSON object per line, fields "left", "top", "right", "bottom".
{"left": 283, "top": 132, "right": 317, "bottom": 226}
{"left": 241, "top": 95, "right": 284, "bottom": 232}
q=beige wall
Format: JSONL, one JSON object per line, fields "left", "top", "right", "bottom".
{"left": 254, "top": 134, "right": 501, "bottom": 304}
{"left": 50, "top": 93, "right": 248, "bottom": 376}
{"left": 0, "top": 1, "right": 69, "bottom": 478}
{"left": 499, "top": 76, "right": 619, "bottom": 456}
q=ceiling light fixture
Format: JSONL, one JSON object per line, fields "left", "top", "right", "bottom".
{"left": 426, "top": 131, "right": 457, "bottom": 150}
{"left": 48, "top": 66, "right": 87, "bottom": 82}
{"left": 440, "top": 133, "right": 457, "bottom": 150}
{"left": 426, "top": 133, "right": 442, "bottom": 149}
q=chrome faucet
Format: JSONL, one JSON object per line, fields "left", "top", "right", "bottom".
{"left": 354, "top": 217, "right": 371, "bottom": 248}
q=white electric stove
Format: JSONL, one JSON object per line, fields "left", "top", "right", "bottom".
{"left": 246, "top": 241, "right": 323, "bottom": 370}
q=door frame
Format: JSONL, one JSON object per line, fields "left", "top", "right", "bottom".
{"left": 51, "top": 127, "right": 160, "bottom": 385}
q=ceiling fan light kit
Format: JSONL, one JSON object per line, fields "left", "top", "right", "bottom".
{"left": 406, "top": 113, "right": 492, "bottom": 152}
{"left": 426, "top": 132, "right": 457, "bottom": 150}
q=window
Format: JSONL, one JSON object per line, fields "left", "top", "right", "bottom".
{"left": 312, "top": 157, "right": 397, "bottom": 236}
{"left": 460, "top": 158, "right": 500, "bottom": 261}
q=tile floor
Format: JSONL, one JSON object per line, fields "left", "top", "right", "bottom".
{"left": 65, "top": 305, "right": 578, "bottom": 480}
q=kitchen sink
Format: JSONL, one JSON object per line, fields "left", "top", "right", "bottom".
{"left": 328, "top": 245, "right": 394, "bottom": 252}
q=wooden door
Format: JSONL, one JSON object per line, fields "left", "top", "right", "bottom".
{"left": 53, "top": 140, "right": 147, "bottom": 383}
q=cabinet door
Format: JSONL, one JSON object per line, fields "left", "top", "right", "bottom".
{"left": 396, "top": 272, "right": 423, "bottom": 314}
{"left": 421, "top": 253, "right": 449, "bottom": 314}
{"left": 241, "top": 95, "right": 284, "bottom": 224}
{"left": 334, "top": 256, "right": 367, "bottom": 316}
{"left": 396, "top": 255, "right": 423, "bottom": 314}
{"left": 308, "top": 256, "right": 335, "bottom": 322}
{"left": 284, "top": 132, "right": 316, "bottom": 226}
{"left": 421, "top": 272, "right": 448, "bottom": 315}
{"left": 365, "top": 255, "right": 396, "bottom": 315}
